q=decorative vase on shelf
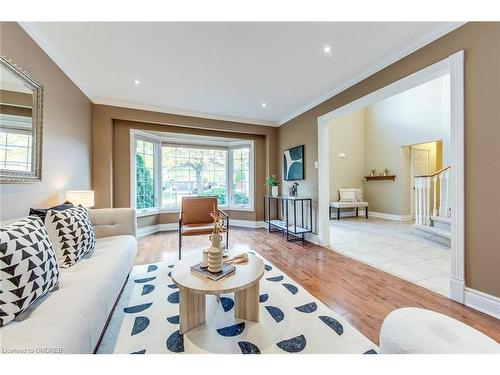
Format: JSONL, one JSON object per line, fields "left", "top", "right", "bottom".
{"left": 208, "top": 233, "right": 223, "bottom": 273}
{"left": 271, "top": 185, "right": 279, "bottom": 197}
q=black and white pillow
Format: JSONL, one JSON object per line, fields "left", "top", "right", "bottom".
{"left": 0, "top": 216, "right": 60, "bottom": 327}
{"left": 45, "top": 206, "right": 96, "bottom": 269}
{"left": 29, "top": 201, "right": 74, "bottom": 221}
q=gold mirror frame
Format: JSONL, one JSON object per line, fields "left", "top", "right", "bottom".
{"left": 0, "top": 53, "right": 43, "bottom": 183}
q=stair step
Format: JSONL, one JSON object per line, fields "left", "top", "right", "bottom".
{"left": 430, "top": 216, "right": 451, "bottom": 224}
{"left": 414, "top": 224, "right": 451, "bottom": 238}
{"left": 413, "top": 224, "right": 451, "bottom": 247}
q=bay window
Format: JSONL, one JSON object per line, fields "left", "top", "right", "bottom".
{"left": 161, "top": 145, "right": 228, "bottom": 208}
{"left": 132, "top": 131, "right": 253, "bottom": 213}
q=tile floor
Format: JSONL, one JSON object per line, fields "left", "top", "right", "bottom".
{"left": 329, "top": 216, "right": 450, "bottom": 297}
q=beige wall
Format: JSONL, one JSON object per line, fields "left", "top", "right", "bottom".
{"left": 328, "top": 74, "right": 448, "bottom": 216}
{"left": 278, "top": 22, "right": 500, "bottom": 297}
{"left": 363, "top": 75, "right": 449, "bottom": 215}
{"left": 112, "top": 119, "right": 268, "bottom": 226}
{"left": 94, "top": 104, "right": 278, "bottom": 211}
{"left": 328, "top": 109, "right": 365, "bottom": 202}
{"left": 0, "top": 22, "right": 92, "bottom": 220}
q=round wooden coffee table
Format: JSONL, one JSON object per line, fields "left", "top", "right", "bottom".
{"left": 171, "top": 252, "right": 264, "bottom": 334}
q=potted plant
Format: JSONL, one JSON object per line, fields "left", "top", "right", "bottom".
{"left": 265, "top": 174, "right": 280, "bottom": 197}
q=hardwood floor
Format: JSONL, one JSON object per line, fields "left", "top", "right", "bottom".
{"left": 136, "top": 227, "right": 500, "bottom": 345}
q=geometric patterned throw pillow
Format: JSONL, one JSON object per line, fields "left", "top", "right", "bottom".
{"left": 45, "top": 206, "right": 96, "bottom": 269}
{"left": 0, "top": 216, "right": 60, "bottom": 327}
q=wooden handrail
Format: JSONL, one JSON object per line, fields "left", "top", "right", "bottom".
{"left": 415, "top": 165, "right": 451, "bottom": 178}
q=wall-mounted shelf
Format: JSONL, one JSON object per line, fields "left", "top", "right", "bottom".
{"left": 365, "top": 175, "right": 396, "bottom": 181}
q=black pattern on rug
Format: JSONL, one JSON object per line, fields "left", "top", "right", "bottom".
{"left": 97, "top": 253, "right": 378, "bottom": 354}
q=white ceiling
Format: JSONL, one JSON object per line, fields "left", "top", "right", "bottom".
{"left": 21, "top": 22, "right": 462, "bottom": 126}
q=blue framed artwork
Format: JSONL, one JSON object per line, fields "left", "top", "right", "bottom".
{"left": 283, "top": 145, "right": 304, "bottom": 181}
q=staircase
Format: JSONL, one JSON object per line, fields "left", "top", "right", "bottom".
{"left": 413, "top": 166, "right": 451, "bottom": 246}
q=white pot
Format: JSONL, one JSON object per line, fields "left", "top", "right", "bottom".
{"left": 271, "top": 185, "right": 279, "bottom": 197}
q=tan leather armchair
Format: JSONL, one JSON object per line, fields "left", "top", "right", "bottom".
{"left": 178, "top": 196, "right": 229, "bottom": 259}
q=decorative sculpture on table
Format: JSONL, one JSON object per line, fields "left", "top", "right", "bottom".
{"left": 289, "top": 182, "right": 299, "bottom": 197}
{"left": 207, "top": 205, "right": 224, "bottom": 273}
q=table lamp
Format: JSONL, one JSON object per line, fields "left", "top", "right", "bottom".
{"left": 66, "top": 190, "right": 95, "bottom": 208}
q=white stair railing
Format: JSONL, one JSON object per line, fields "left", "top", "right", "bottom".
{"left": 415, "top": 165, "right": 451, "bottom": 226}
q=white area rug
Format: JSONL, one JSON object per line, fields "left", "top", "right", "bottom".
{"left": 97, "top": 252, "right": 378, "bottom": 354}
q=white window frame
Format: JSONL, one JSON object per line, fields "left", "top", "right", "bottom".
{"left": 228, "top": 141, "right": 254, "bottom": 211}
{"left": 130, "top": 129, "right": 254, "bottom": 215}
{"left": 0, "top": 128, "right": 32, "bottom": 171}
{"left": 130, "top": 130, "right": 161, "bottom": 217}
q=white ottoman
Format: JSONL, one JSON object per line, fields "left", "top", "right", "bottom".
{"left": 379, "top": 307, "right": 500, "bottom": 354}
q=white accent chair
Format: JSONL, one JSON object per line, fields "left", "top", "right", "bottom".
{"left": 329, "top": 188, "right": 369, "bottom": 220}
{"left": 379, "top": 307, "right": 500, "bottom": 354}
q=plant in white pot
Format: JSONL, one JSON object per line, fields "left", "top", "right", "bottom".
{"left": 265, "top": 174, "right": 280, "bottom": 197}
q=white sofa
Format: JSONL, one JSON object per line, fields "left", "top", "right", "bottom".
{"left": 0, "top": 208, "right": 137, "bottom": 354}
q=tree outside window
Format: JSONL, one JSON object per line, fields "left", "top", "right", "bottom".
{"left": 162, "top": 146, "right": 228, "bottom": 207}
{"left": 136, "top": 138, "right": 252, "bottom": 210}
{"left": 136, "top": 139, "right": 155, "bottom": 209}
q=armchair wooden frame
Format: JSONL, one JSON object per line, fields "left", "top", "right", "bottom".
{"left": 178, "top": 196, "right": 229, "bottom": 259}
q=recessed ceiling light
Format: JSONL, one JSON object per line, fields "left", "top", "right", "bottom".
{"left": 133, "top": 79, "right": 141, "bottom": 85}
{"left": 323, "top": 45, "right": 332, "bottom": 54}
{"left": 261, "top": 102, "right": 267, "bottom": 108}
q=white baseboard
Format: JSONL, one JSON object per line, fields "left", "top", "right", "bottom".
{"left": 159, "top": 223, "right": 179, "bottom": 231}
{"left": 262, "top": 222, "right": 322, "bottom": 247}
{"left": 329, "top": 209, "right": 359, "bottom": 219}
{"left": 328, "top": 209, "right": 411, "bottom": 221}
{"left": 305, "top": 233, "right": 323, "bottom": 246}
{"left": 464, "top": 287, "right": 500, "bottom": 319}
{"left": 368, "top": 211, "right": 413, "bottom": 221}
{"left": 229, "top": 220, "right": 266, "bottom": 228}
{"left": 138, "top": 220, "right": 322, "bottom": 247}
{"left": 137, "top": 224, "right": 161, "bottom": 237}
{"left": 137, "top": 220, "right": 265, "bottom": 237}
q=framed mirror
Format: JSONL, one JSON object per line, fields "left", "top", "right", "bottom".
{"left": 0, "top": 53, "right": 43, "bottom": 183}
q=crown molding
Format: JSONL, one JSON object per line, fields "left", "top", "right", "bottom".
{"left": 19, "top": 21, "right": 465, "bottom": 128}
{"left": 92, "top": 98, "right": 278, "bottom": 127}
{"left": 18, "top": 22, "right": 95, "bottom": 101}
{"left": 19, "top": 22, "right": 278, "bottom": 127}
{"left": 277, "top": 22, "right": 466, "bottom": 125}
